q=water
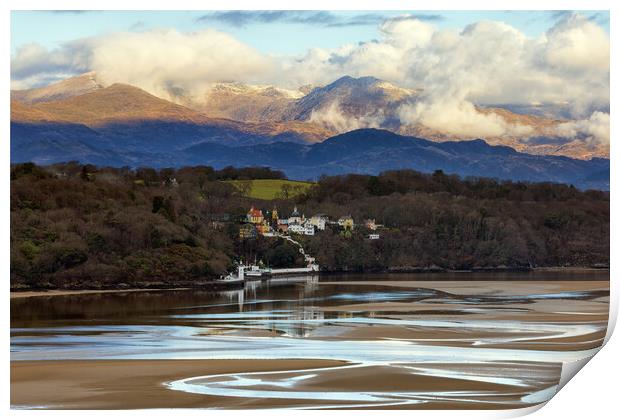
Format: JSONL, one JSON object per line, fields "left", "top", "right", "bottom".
{"left": 11, "top": 271, "right": 610, "bottom": 409}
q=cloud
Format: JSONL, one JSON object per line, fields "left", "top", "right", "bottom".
{"left": 543, "top": 13, "right": 610, "bottom": 73}
{"left": 284, "top": 12, "right": 608, "bottom": 138}
{"left": 398, "top": 97, "right": 534, "bottom": 139}
{"left": 196, "top": 11, "right": 442, "bottom": 28}
{"left": 11, "top": 12, "right": 609, "bottom": 143}
{"left": 309, "top": 100, "right": 385, "bottom": 132}
{"left": 552, "top": 112, "right": 610, "bottom": 145}
{"left": 11, "top": 40, "right": 94, "bottom": 84}
{"left": 11, "top": 29, "right": 276, "bottom": 100}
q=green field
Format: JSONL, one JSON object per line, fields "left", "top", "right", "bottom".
{"left": 226, "top": 179, "right": 314, "bottom": 200}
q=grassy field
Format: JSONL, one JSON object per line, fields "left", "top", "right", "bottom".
{"left": 226, "top": 179, "right": 314, "bottom": 200}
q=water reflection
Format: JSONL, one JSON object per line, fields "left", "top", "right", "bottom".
{"left": 10, "top": 272, "right": 609, "bottom": 408}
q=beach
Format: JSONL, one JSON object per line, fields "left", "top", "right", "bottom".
{"left": 11, "top": 359, "right": 345, "bottom": 409}
{"left": 10, "top": 272, "right": 609, "bottom": 409}
{"left": 11, "top": 359, "right": 550, "bottom": 410}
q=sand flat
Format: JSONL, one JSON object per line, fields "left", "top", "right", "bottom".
{"left": 11, "top": 359, "right": 552, "bottom": 410}
{"left": 11, "top": 359, "right": 345, "bottom": 409}
{"left": 11, "top": 274, "right": 609, "bottom": 409}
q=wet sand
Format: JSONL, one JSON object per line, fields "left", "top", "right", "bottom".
{"left": 11, "top": 359, "right": 546, "bottom": 410}
{"left": 320, "top": 279, "right": 609, "bottom": 295}
{"left": 11, "top": 359, "right": 345, "bottom": 409}
{"left": 11, "top": 273, "right": 609, "bottom": 410}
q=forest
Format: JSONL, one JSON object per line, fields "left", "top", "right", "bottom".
{"left": 10, "top": 162, "right": 609, "bottom": 290}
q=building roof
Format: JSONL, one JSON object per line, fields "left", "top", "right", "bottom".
{"left": 248, "top": 206, "right": 263, "bottom": 217}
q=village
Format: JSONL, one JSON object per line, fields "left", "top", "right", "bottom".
{"left": 239, "top": 205, "right": 381, "bottom": 240}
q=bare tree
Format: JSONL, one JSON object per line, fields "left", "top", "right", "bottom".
{"left": 237, "top": 180, "right": 253, "bottom": 196}
{"left": 279, "top": 184, "right": 292, "bottom": 199}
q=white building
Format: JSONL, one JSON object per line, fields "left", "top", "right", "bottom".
{"left": 308, "top": 215, "right": 327, "bottom": 231}
{"left": 368, "top": 233, "right": 380, "bottom": 240}
{"left": 289, "top": 223, "right": 315, "bottom": 236}
{"left": 288, "top": 206, "right": 305, "bottom": 225}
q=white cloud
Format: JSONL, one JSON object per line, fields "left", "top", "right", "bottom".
{"left": 285, "top": 13, "right": 608, "bottom": 121}
{"left": 543, "top": 13, "right": 610, "bottom": 73}
{"left": 11, "top": 13, "right": 609, "bottom": 141}
{"left": 11, "top": 29, "right": 275, "bottom": 103}
{"left": 309, "top": 100, "right": 384, "bottom": 133}
{"left": 90, "top": 29, "right": 275, "bottom": 102}
{"left": 397, "top": 96, "right": 534, "bottom": 139}
{"left": 11, "top": 41, "right": 93, "bottom": 88}
{"left": 552, "top": 112, "right": 610, "bottom": 145}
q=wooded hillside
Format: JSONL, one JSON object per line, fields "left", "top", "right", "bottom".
{"left": 11, "top": 163, "right": 609, "bottom": 289}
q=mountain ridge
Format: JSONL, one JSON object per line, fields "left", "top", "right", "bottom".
{"left": 11, "top": 122, "right": 609, "bottom": 190}
{"left": 10, "top": 76, "right": 610, "bottom": 189}
{"left": 11, "top": 83, "right": 335, "bottom": 146}
{"left": 11, "top": 72, "right": 104, "bottom": 104}
{"left": 11, "top": 73, "right": 609, "bottom": 159}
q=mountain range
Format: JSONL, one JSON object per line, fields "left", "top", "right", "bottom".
{"left": 10, "top": 73, "right": 609, "bottom": 190}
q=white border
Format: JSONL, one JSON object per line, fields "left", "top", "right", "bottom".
{"left": 2, "top": 1, "right": 616, "bottom": 419}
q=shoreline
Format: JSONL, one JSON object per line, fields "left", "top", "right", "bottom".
{"left": 10, "top": 287, "right": 191, "bottom": 299}
{"left": 9, "top": 266, "right": 609, "bottom": 299}
{"left": 320, "top": 266, "right": 609, "bottom": 276}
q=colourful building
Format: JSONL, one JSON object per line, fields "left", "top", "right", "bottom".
{"left": 257, "top": 220, "right": 272, "bottom": 235}
{"left": 364, "top": 219, "right": 377, "bottom": 231}
{"left": 338, "top": 215, "right": 355, "bottom": 231}
{"left": 247, "top": 206, "right": 264, "bottom": 224}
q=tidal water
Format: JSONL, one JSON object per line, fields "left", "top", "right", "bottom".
{"left": 11, "top": 271, "right": 610, "bottom": 409}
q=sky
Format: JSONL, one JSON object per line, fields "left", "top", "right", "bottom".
{"left": 9, "top": 10, "right": 610, "bottom": 144}
{"left": 11, "top": 10, "right": 609, "bottom": 56}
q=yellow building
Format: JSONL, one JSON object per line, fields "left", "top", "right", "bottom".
{"left": 257, "top": 220, "right": 272, "bottom": 235}
{"left": 338, "top": 215, "right": 354, "bottom": 231}
{"left": 247, "top": 206, "right": 264, "bottom": 224}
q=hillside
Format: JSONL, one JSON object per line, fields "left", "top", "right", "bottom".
{"left": 183, "top": 129, "right": 610, "bottom": 190}
{"left": 283, "top": 75, "right": 418, "bottom": 122}
{"left": 10, "top": 163, "right": 609, "bottom": 289}
{"left": 192, "top": 82, "right": 303, "bottom": 122}
{"left": 11, "top": 125, "right": 610, "bottom": 190}
{"left": 11, "top": 83, "right": 333, "bottom": 146}
{"left": 226, "top": 179, "right": 314, "bottom": 200}
{"left": 26, "top": 83, "right": 211, "bottom": 125}
{"left": 11, "top": 74, "right": 609, "bottom": 160}
{"left": 186, "top": 75, "right": 606, "bottom": 160}
{"left": 11, "top": 72, "right": 103, "bottom": 104}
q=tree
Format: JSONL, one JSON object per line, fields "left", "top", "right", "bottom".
{"left": 237, "top": 180, "right": 253, "bottom": 197}
{"left": 279, "top": 184, "right": 292, "bottom": 199}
